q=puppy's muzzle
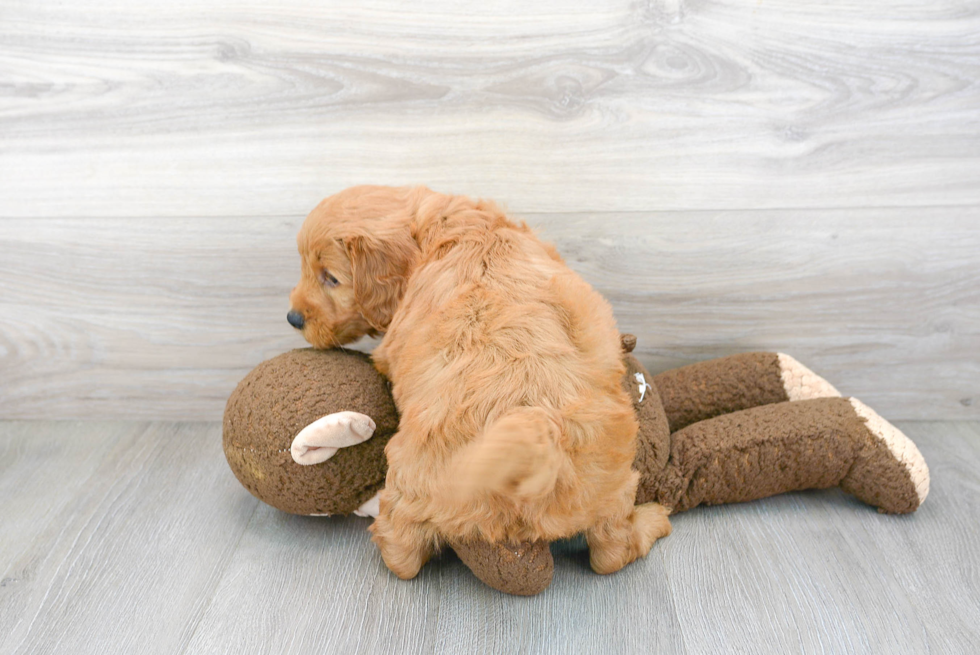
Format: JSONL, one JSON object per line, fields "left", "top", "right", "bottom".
{"left": 286, "top": 309, "right": 305, "bottom": 330}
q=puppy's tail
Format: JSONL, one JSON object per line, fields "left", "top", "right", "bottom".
{"left": 450, "top": 407, "right": 565, "bottom": 503}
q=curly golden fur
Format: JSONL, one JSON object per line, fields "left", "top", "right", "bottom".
{"left": 289, "top": 185, "right": 670, "bottom": 579}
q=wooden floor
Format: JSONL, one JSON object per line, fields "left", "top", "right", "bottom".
{"left": 1, "top": 419, "right": 978, "bottom": 654}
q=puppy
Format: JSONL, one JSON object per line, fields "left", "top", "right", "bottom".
{"left": 289, "top": 185, "right": 671, "bottom": 579}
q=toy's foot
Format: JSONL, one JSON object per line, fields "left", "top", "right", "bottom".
{"left": 841, "top": 398, "right": 930, "bottom": 513}
{"left": 776, "top": 353, "right": 841, "bottom": 400}
{"left": 291, "top": 411, "right": 376, "bottom": 465}
{"left": 776, "top": 353, "right": 840, "bottom": 400}
{"left": 450, "top": 539, "right": 555, "bottom": 596}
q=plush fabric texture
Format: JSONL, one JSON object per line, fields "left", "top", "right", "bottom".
{"left": 840, "top": 398, "right": 925, "bottom": 513}
{"left": 653, "top": 352, "right": 789, "bottom": 432}
{"left": 623, "top": 354, "right": 671, "bottom": 505}
{"left": 223, "top": 348, "right": 397, "bottom": 515}
{"left": 640, "top": 396, "right": 922, "bottom": 514}
{"left": 450, "top": 539, "right": 554, "bottom": 596}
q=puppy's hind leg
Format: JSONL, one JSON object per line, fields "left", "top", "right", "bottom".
{"left": 587, "top": 501, "right": 672, "bottom": 575}
{"left": 369, "top": 488, "right": 438, "bottom": 580}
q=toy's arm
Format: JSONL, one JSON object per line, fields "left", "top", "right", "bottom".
{"left": 644, "top": 396, "right": 929, "bottom": 515}
{"left": 291, "top": 411, "right": 377, "bottom": 465}
{"left": 449, "top": 539, "right": 554, "bottom": 596}
{"left": 651, "top": 352, "right": 840, "bottom": 433}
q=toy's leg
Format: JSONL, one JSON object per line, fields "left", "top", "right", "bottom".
{"left": 649, "top": 397, "right": 928, "bottom": 515}
{"left": 368, "top": 487, "right": 439, "bottom": 580}
{"left": 840, "top": 398, "right": 930, "bottom": 513}
{"left": 652, "top": 352, "right": 840, "bottom": 432}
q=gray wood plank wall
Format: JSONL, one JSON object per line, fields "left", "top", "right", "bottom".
{"left": 1, "top": 0, "right": 978, "bottom": 420}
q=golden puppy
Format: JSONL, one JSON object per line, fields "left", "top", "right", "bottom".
{"left": 289, "top": 185, "right": 671, "bottom": 579}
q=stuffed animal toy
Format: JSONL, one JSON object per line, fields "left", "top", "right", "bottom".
{"left": 223, "top": 336, "right": 929, "bottom": 596}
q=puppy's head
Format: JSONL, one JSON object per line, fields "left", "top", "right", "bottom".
{"left": 288, "top": 185, "right": 428, "bottom": 348}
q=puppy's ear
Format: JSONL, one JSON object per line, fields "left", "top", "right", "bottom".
{"left": 345, "top": 234, "right": 415, "bottom": 331}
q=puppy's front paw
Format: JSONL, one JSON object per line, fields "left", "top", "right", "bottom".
{"left": 633, "top": 502, "right": 672, "bottom": 550}
{"left": 291, "top": 411, "right": 377, "bottom": 465}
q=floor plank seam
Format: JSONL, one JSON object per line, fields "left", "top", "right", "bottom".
{"left": 175, "top": 497, "right": 261, "bottom": 655}
{"left": 658, "top": 546, "right": 691, "bottom": 655}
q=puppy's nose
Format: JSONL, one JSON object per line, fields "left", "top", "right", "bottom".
{"left": 286, "top": 310, "right": 305, "bottom": 330}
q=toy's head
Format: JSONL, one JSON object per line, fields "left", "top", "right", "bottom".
{"left": 222, "top": 348, "right": 398, "bottom": 515}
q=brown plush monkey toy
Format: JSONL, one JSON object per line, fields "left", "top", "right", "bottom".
{"left": 223, "top": 336, "right": 929, "bottom": 596}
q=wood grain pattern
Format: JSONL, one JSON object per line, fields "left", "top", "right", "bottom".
{"left": 1, "top": 0, "right": 978, "bottom": 419}
{"left": 0, "top": 419, "right": 977, "bottom": 654}
{"left": 1, "top": 0, "right": 978, "bottom": 217}
{"left": 0, "top": 422, "right": 131, "bottom": 574}
{"left": 0, "top": 422, "right": 258, "bottom": 655}
{"left": 1, "top": 209, "right": 977, "bottom": 420}
{"left": 852, "top": 421, "right": 980, "bottom": 653}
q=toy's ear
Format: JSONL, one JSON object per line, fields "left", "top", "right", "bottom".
{"left": 621, "top": 333, "right": 637, "bottom": 353}
{"left": 291, "top": 411, "right": 377, "bottom": 465}
{"left": 345, "top": 235, "right": 415, "bottom": 331}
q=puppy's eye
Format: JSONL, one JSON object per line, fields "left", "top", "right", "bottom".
{"left": 319, "top": 270, "right": 339, "bottom": 288}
